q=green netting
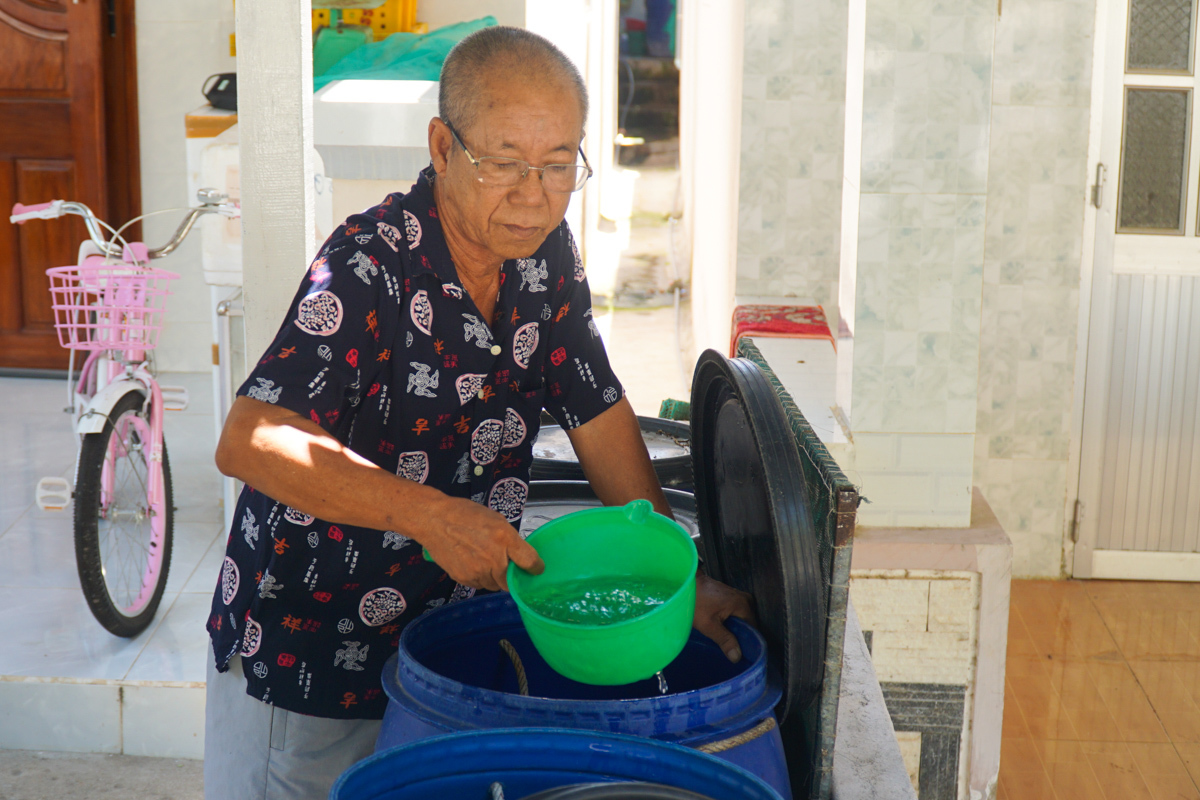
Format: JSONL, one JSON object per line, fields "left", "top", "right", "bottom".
{"left": 736, "top": 338, "right": 859, "bottom": 800}
{"left": 657, "top": 398, "right": 691, "bottom": 421}
{"left": 314, "top": 16, "right": 498, "bottom": 91}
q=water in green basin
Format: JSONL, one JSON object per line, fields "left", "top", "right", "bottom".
{"left": 524, "top": 576, "right": 679, "bottom": 626}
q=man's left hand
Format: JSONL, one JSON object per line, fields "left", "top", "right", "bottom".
{"left": 693, "top": 572, "right": 757, "bottom": 662}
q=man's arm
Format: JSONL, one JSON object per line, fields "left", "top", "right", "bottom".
{"left": 215, "top": 396, "right": 542, "bottom": 591}
{"left": 566, "top": 398, "right": 757, "bottom": 661}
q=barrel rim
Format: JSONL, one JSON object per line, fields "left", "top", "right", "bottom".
{"left": 385, "top": 593, "right": 781, "bottom": 745}
{"left": 335, "top": 728, "right": 784, "bottom": 800}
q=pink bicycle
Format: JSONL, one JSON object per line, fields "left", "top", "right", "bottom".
{"left": 10, "top": 193, "right": 238, "bottom": 636}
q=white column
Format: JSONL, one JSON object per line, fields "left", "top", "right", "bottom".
{"left": 681, "top": 0, "right": 744, "bottom": 355}
{"left": 236, "top": 0, "right": 317, "bottom": 362}
{"left": 525, "top": 0, "right": 590, "bottom": 242}
{"left": 836, "top": 0, "right": 866, "bottom": 422}
{"left": 843, "top": 0, "right": 996, "bottom": 528}
{"left": 578, "top": 0, "right": 621, "bottom": 302}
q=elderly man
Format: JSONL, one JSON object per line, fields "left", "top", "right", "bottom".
{"left": 203, "top": 25, "right": 752, "bottom": 800}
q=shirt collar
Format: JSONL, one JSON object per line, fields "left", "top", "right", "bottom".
{"left": 404, "top": 165, "right": 461, "bottom": 289}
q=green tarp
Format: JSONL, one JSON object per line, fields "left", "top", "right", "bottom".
{"left": 314, "top": 16, "right": 498, "bottom": 91}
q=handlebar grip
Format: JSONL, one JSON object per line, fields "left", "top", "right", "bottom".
{"left": 10, "top": 201, "right": 62, "bottom": 224}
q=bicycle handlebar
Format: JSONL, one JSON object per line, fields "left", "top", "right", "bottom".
{"left": 10, "top": 200, "right": 64, "bottom": 223}
{"left": 7, "top": 192, "right": 239, "bottom": 260}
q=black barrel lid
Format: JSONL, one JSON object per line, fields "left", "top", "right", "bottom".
{"left": 689, "top": 349, "right": 826, "bottom": 723}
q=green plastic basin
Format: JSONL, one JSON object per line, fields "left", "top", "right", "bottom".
{"left": 508, "top": 499, "right": 698, "bottom": 685}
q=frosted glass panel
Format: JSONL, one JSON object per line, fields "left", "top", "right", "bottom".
{"left": 1118, "top": 88, "right": 1190, "bottom": 232}
{"left": 1128, "top": 0, "right": 1195, "bottom": 72}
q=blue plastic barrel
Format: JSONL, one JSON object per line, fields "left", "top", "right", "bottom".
{"left": 377, "top": 593, "right": 791, "bottom": 799}
{"left": 337, "top": 729, "right": 782, "bottom": 800}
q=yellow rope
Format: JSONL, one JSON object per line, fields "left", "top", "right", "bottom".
{"left": 499, "top": 638, "right": 529, "bottom": 696}
{"left": 696, "top": 717, "right": 777, "bottom": 754}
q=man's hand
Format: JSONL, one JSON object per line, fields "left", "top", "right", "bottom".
{"left": 693, "top": 572, "right": 757, "bottom": 662}
{"left": 423, "top": 495, "right": 544, "bottom": 592}
{"left": 565, "top": 401, "right": 758, "bottom": 659}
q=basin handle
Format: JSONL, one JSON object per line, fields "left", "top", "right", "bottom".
{"left": 623, "top": 498, "right": 653, "bottom": 524}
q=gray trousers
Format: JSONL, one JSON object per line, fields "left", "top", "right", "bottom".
{"left": 204, "top": 655, "right": 382, "bottom": 800}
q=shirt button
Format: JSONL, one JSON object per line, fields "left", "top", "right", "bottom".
{"left": 477, "top": 389, "right": 486, "bottom": 399}
{"left": 490, "top": 344, "right": 502, "bottom": 356}
{"left": 473, "top": 465, "right": 484, "bottom": 476}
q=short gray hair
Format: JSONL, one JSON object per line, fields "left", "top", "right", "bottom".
{"left": 438, "top": 26, "right": 588, "bottom": 136}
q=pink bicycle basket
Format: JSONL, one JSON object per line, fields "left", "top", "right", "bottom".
{"left": 45, "top": 260, "right": 180, "bottom": 352}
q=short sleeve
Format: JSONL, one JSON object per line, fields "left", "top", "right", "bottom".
{"left": 542, "top": 226, "right": 624, "bottom": 430}
{"left": 236, "top": 213, "right": 398, "bottom": 432}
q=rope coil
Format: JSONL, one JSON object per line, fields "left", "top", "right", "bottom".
{"left": 499, "top": 638, "right": 529, "bottom": 696}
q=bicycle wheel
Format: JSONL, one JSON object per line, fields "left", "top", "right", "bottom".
{"left": 74, "top": 389, "right": 174, "bottom": 637}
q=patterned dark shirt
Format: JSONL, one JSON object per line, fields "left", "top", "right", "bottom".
{"left": 206, "top": 166, "right": 622, "bottom": 718}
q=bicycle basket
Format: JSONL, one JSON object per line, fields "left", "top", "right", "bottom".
{"left": 46, "top": 262, "right": 180, "bottom": 352}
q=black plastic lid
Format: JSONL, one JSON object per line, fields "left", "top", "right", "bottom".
{"left": 689, "top": 350, "right": 826, "bottom": 723}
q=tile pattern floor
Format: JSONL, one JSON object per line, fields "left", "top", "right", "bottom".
{"left": 1001, "top": 579, "right": 1200, "bottom": 800}
{"left": 0, "top": 373, "right": 223, "bottom": 687}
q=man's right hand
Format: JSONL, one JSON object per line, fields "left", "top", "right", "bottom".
{"left": 422, "top": 495, "right": 544, "bottom": 592}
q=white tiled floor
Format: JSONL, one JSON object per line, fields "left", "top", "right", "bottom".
{"left": 0, "top": 371, "right": 222, "bottom": 757}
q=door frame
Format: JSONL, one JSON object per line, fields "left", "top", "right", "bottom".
{"left": 1065, "top": 0, "right": 1113, "bottom": 578}
{"left": 568, "top": 0, "right": 744, "bottom": 355}
{"left": 102, "top": 0, "right": 141, "bottom": 243}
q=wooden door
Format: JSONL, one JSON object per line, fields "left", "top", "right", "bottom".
{"left": 1074, "top": 0, "right": 1200, "bottom": 579}
{"left": 0, "top": 0, "right": 107, "bottom": 370}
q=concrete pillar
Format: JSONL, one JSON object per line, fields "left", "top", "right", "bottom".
{"left": 236, "top": 0, "right": 317, "bottom": 361}
{"left": 841, "top": 0, "right": 998, "bottom": 527}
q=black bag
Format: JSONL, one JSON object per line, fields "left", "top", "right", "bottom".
{"left": 202, "top": 73, "right": 237, "bottom": 112}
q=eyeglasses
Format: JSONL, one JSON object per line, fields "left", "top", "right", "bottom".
{"left": 446, "top": 122, "right": 593, "bottom": 194}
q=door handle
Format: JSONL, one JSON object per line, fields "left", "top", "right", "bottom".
{"left": 1091, "top": 162, "right": 1107, "bottom": 209}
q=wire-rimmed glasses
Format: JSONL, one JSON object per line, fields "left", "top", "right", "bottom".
{"left": 446, "top": 122, "right": 592, "bottom": 193}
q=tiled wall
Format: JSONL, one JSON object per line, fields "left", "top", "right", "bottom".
{"left": 852, "top": 571, "right": 980, "bottom": 800}
{"left": 734, "top": 0, "right": 1093, "bottom": 565}
{"left": 852, "top": 432, "right": 975, "bottom": 527}
{"left": 974, "top": 0, "right": 1095, "bottom": 576}
{"left": 735, "top": 0, "right": 848, "bottom": 305}
{"left": 848, "top": 0, "right": 997, "bottom": 527}
{"left": 137, "top": 0, "right": 238, "bottom": 373}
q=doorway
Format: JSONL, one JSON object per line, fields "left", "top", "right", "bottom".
{"left": 589, "top": 0, "right": 693, "bottom": 416}
{"left": 1075, "top": 0, "right": 1200, "bottom": 579}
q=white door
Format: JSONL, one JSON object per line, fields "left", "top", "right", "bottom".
{"left": 1076, "top": 0, "right": 1200, "bottom": 579}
